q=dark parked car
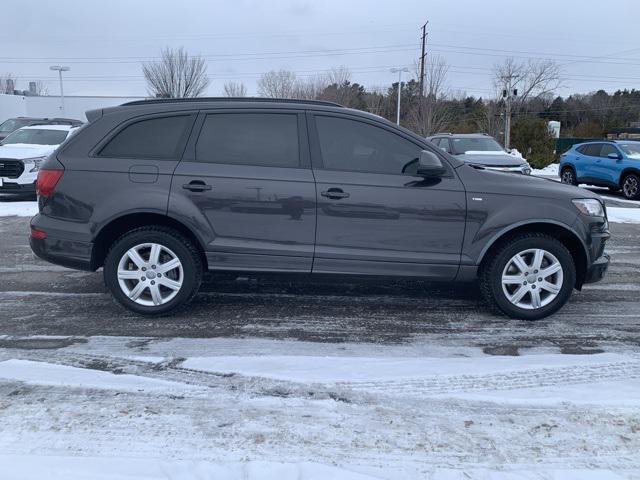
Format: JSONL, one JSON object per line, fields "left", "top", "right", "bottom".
{"left": 427, "top": 133, "right": 532, "bottom": 175}
{"left": 0, "top": 117, "right": 82, "bottom": 141}
{"left": 30, "top": 98, "right": 610, "bottom": 320}
{"left": 560, "top": 140, "right": 640, "bottom": 200}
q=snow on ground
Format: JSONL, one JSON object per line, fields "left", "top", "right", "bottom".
{"left": 531, "top": 163, "right": 559, "bottom": 176}
{"left": 607, "top": 206, "right": 640, "bottom": 223}
{"left": 0, "top": 358, "right": 202, "bottom": 394}
{"left": 0, "top": 335, "right": 639, "bottom": 479}
{"left": 0, "top": 200, "right": 38, "bottom": 217}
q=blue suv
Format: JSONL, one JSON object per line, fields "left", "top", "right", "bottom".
{"left": 560, "top": 140, "right": 640, "bottom": 200}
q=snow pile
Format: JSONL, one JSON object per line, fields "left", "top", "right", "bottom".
{"left": 532, "top": 163, "right": 559, "bottom": 176}
{"left": 0, "top": 201, "right": 38, "bottom": 217}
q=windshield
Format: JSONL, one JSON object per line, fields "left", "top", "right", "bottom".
{"left": 0, "top": 128, "right": 68, "bottom": 146}
{"left": 451, "top": 137, "right": 505, "bottom": 155}
{"left": 619, "top": 143, "right": 640, "bottom": 159}
{"left": 0, "top": 119, "right": 32, "bottom": 133}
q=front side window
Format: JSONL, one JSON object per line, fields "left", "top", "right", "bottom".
{"left": 196, "top": 113, "right": 299, "bottom": 168}
{"left": 599, "top": 144, "right": 619, "bottom": 158}
{"left": 0, "top": 128, "right": 68, "bottom": 146}
{"left": 315, "top": 115, "right": 422, "bottom": 175}
{"left": 99, "top": 115, "right": 191, "bottom": 159}
{"left": 582, "top": 144, "right": 602, "bottom": 156}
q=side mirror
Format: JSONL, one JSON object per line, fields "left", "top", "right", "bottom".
{"left": 417, "top": 150, "right": 446, "bottom": 177}
{"left": 607, "top": 152, "right": 622, "bottom": 160}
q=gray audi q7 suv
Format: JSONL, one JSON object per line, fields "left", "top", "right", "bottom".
{"left": 30, "top": 98, "right": 610, "bottom": 320}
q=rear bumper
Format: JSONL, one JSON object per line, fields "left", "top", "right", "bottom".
{"left": 29, "top": 214, "right": 95, "bottom": 271}
{"left": 584, "top": 253, "right": 610, "bottom": 284}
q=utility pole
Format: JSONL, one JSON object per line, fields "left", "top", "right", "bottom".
{"left": 419, "top": 21, "right": 428, "bottom": 97}
{"left": 501, "top": 74, "right": 518, "bottom": 150}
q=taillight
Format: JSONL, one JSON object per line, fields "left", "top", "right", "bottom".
{"left": 36, "top": 169, "right": 64, "bottom": 197}
{"left": 30, "top": 227, "right": 47, "bottom": 239}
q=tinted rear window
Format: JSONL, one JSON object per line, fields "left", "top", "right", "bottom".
{"left": 99, "top": 115, "right": 191, "bottom": 159}
{"left": 195, "top": 113, "right": 299, "bottom": 168}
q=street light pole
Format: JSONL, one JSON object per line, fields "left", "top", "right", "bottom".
{"left": 390, "top": 67, "right": 409, "bottom": 126}
{"left": 49, "top": 65, "right": 70, "bottom": 115}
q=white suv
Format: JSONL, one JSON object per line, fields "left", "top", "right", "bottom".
{"left": 0, "top": 124, "right": 80, "bottom": 199}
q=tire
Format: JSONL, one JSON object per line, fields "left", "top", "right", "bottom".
{"left": 560, "top": 167, "right": 578, "bottom": 186}
{"left": 621, "top": 173, "right": 640, "bottom": 200}
{"left": 479, "top": 233, "right": 576, "bottom": 320}
{"left": 103, "top": 226, "right": 203, "bottom": 316}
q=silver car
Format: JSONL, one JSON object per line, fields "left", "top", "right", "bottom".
{"left": 427, "top": 133, "right": 531, "bottom": 175}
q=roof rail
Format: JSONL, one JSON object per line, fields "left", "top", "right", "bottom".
{"left": 121, "top": 97, "right": 344, "bottom": 108}
{"left": 434, "top": 132, "right": 453, "bottom": 136}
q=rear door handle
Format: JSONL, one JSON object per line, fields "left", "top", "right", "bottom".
{"left": 321, "top": 188, "right": 350, "bottom": 199}
{"left": 182, "top": 180, "right": 212, "bottom": 192}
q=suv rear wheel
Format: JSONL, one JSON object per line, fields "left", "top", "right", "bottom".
{"left": 480, "top": 233, "right": 576, "bottom": 320}
{"left": 560, "top": 167, "right": 577, "bottom": 186}
{"left": 104, "top": 226, "right": 202, "bottom": 315}
{"left": 621, "top": 173, "right": 640, "bottom": 200}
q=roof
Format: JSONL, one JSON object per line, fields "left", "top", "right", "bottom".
{"left": 122, "top": 97, "right": 344, "bottom": 108}
{"left": 20, "top": 124, "right": 78, "bottom": 131}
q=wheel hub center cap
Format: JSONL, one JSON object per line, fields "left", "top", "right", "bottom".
{"left": 145, "top": 271, "right": 157, "bottom": 280}
{"left": 527, "top": 274, "right": 537, "bottom": 283}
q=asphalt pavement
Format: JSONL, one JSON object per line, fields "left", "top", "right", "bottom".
{"left": 0, "top": 214, "right": 638, "bottom": 354}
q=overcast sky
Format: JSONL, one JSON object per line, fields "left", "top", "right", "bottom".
{"left": 2, "top": 0, "right": 639, "bottom": 99}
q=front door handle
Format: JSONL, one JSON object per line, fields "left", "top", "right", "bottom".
{"left": 183, "top": 180, "right": 212, "bottom": 192}
{"left": 321, "top": 188, "right": 350, "bottom": 199}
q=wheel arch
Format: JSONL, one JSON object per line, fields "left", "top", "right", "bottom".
{"left": 477, "top": 221, "right": 589, "bottom": 289}
{"left": 91, "top": 212, "right": 207, "bottom": 270}
{"left": 619, "top": 167, "right": 640, "bottom": 186}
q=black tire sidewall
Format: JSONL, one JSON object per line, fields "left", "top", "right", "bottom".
{"left": 104, "top": 229, "right": 200, "bottom": 315}
{"left": 487, "top": 236, "right": 576, "bottom": 320}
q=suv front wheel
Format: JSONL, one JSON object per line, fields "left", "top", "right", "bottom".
{"left": 480, "top": 233, "right": 576, "bottom": 320}
{"left": 621, "top": 173, "right": 640, "bottom": 200}
{"left": 104, "top": 226, "right": 203, "bottom": 315}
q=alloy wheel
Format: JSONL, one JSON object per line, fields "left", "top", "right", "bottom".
{"left": 501, "top": 248, "right": 564, "bottom": 310}
{"left": 623, "top": 175, "right": 638, "bottom": 199}
{"left": 561, "top": 169, "right": 574, "bottom": 185}
{"left": 117, "top": 243, "right": 184, "bottom": 306}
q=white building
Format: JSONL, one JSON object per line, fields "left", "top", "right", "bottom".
{"left": 0, "top": 93, "right": 145, "bottom": 123}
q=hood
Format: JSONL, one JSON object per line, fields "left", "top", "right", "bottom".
{"left": 457, "top": 151, "right": 526, "bottom": 167}
{"left": 458, "top": 164, "right": 601, "bottom": 201}
{"left": 0, "top": 144, "right": 56, "bottom": 160}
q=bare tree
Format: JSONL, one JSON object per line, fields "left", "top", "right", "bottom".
{"left": 257, "top": 69, "right": 298, "bottom": 98}
{"left": 0, "top": 73, "right": 17, "bottom": 94}
{"left": 292, "top": 74, "right": 329, "bottom": 100}
{"left": 33, "top": 80, "right": 48, "bottom": 96}
{"left": 142, "top": 47, "right": 209, "bottom": 98}
{"left": 222, "top": 81, "right": 247, "bottom": 97}
{"left": 493, "top": 58, "right": 562, "bottom": 110}
{"left": 408, "top": 56, "right": 453, "bottom": 135}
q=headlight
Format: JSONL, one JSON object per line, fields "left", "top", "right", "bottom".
{"left": 26, "top": 156, "right": 48, "bottom": 173}
{"left": 572, "top": 199, "right": 605, "bottom": 217}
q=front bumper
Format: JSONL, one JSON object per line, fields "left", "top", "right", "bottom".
{"left": 0, "top": 180, "right": 36, "bottom": 198}
{"left": 584, "top": 253, "right": 610, "bottom": 284}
